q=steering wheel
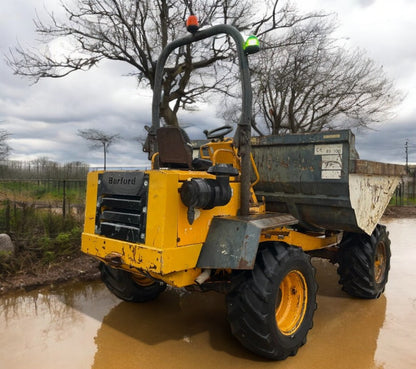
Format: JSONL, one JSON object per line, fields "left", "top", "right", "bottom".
{"left": 204, "top": 125, "right": 233, "bottom": 140}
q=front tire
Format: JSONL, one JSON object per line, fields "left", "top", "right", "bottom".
{"left": 99, "top": 262, "right": 166, "bottom": 302}
{"left": 226, "top": 243, "right": 317, "bottom": 360}
{"left": 337, "top": 224, "right": 391, "bottom": 299}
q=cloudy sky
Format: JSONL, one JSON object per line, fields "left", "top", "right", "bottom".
{"left": 1, "top": 0, "right": 415, "bottom": 168}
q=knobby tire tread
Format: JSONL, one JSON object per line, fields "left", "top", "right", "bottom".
{"left": 100, "top": 262, "right": 166, "bottom": 302}
{"left": 337, "top": 224, "right": 391, "bottom": 299}
{"left": 226, "top": 242, "right": 317, "bottom": 360}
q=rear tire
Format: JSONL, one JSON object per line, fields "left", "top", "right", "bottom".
{"left": 226, "top": 243, "right": 317, "bottom": 360}
{"left": 99, "top": 262, "right": 166, "bottom": 302}
{"left": 337, "top": 224, "right": 391, "bottom": 299}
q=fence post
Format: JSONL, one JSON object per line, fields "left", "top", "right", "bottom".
{"left": 13, "top": 201, "right": 17, "bottom": 227}
{"left": 62, "top": 180, "right": 66, "bottom": 218}
{"left": 5, "top": 200, "right": 10, "bottom": 233}
{"left": 400, "top": 180, "right": 403, "bottom": 206}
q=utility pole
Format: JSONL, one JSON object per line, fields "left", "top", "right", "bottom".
{"left": 405, "top": 139, "right": 409, "bottom": 174}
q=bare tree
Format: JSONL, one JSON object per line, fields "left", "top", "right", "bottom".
{"left": 77, "top": 129, "right": 120, "bottom": 169}
{"left": 250, "top": 18, "right": 403, "bottom": 135}
{"left": 7, "top": 0, "right": 323, "bottom": 127}
{"left": 0, "top": 129, "right": 11, "bottom": 160}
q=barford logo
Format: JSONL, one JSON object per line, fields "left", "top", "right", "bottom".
{"left": 107, "top": 176, "right": 137, "bottom": 185}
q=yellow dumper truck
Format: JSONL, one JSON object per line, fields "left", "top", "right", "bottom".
{"left": 81, "top": 18, "right": 403, "bottom": 360}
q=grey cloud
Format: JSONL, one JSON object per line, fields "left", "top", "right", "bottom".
{"left": 2, "top": 0, "right": 416, "bottom": 169}
{"left": 357, "top": 0, "right": 375, "bottom": 7}
{"left": 355, "top": 118, "right": 416, "bottom": 164}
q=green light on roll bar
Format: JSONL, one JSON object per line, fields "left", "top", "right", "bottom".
{"left": 243, "top": 35, "right": 260, "bottom": 54}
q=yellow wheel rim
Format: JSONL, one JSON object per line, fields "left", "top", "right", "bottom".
{"left": 275, "top": 270, "right": 308, "bottom": 336}
{"left": 131, "top": 273, "right": 155, "bottom": 287}
{"left": 374, "top": 241, "right": 387, "bottom": 283}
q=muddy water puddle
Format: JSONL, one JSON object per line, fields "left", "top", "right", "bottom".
{"left": 1, "top": 218, "right": 416, "bottom": 369}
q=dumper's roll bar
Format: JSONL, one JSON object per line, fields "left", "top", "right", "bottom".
{"left": 147, "top": 24, "right": 254, "bottom": 216}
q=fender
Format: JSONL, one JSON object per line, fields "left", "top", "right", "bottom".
{"left": 197, "top": 213, "right": 298, "bottom": 269}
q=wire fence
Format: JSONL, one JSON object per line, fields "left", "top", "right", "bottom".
{"left": 0, "top": 179, "right": 86, "bottom": 228}
{"left": 0, "top": 160, "right": 88, "bottom": 222}
{"left": 392, "top": 173, "right": 416, "bottom": 206}
{"left": 0, "top": 178, "right": 86, "bottom": 193}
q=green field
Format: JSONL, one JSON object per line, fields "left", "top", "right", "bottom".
{"left": 0, "top": 180, "right": 86, "bottom": 276}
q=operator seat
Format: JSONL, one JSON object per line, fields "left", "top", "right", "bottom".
{"left": 156, "top": 126, "right": 193, "bottom": 169}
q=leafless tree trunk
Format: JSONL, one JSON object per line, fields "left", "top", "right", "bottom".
{"left": 7, "top": 0, "right": 324, "bottom": 127}
{"left": 0, "top": 130, "right": 11, "bottom": 160}
{"left": 77, "top": 128, "right": 120, "bottom": 169}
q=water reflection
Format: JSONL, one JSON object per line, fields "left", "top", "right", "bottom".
{"left": 91, "top": 289, "right": 257, "bottom": 369}
{"left": 1, "top": 281, "right": 113, "bottom": 327}
{"left": 0, "top": 281, "right": 119, "bottom": 369}
{"left": 305, "top": 259, "right": 387, "bottom": 369}
{"left": 0, "top": 261, "right": 391, "bottom": 369}
{"left": 87, "top": 260, "right": 388, "bottom": 369}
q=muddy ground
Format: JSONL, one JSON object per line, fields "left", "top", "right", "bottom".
{"left": 0, "top": 254, "right": 100, "bottom": 295}
{"left": 382, "top": 205, "right": 416, "bottom": 218}
{"left": 0, "top": 205, "right": 414, "bottom": 295}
